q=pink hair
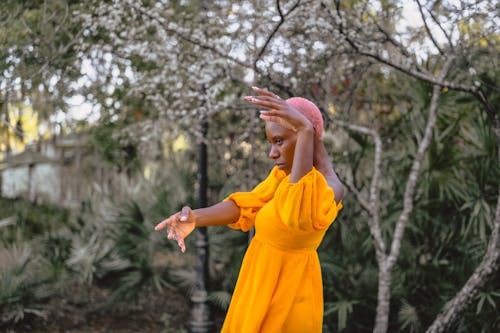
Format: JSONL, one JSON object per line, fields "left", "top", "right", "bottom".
{"left": 286, "top": 97, "right": 324, "bottom": 139}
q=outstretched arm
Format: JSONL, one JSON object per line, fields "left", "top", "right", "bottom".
{"left": 314, "top": 137, "right": 344, "bottom": 204}
{"left": 155, "top": 201, "right": 240, "bottom": 252}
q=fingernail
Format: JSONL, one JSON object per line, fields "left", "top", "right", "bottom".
{"left": 180, "top": 216, "right": 187, "bottom": 221}
{"left": 252, "top": 86, "right": 259, "bottom": 90}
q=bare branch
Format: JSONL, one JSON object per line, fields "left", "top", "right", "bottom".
{"left": 335, "top": 120, "right": 374, "bottom": 136}
{"left": 425, "top": 3, "right": 454, "bottom": 48}
{"left": 386, "top": 58, "right": 454, "bottom": 270}
{"left": 372, "top": 21, "right": 428, "bottom": 79}
{"left": 129, "top": 3, "right": 253, "bottom": 71}
{"left": 327, "top": 2, "right": 476, "bottom": 93}
{"left": 254, "top": 0, "right": 301, "bottom": 68}
{"left": 415, "top": 0, "right": 445, "bottom": 55}
{"left": 374, "top": 22, "right": 411, "bottom": 58}
{"left": 369, "top": 125, "right": 386, "bottom": 259}
{"left": 342, "top": 175, "right": 371, "bottom": 213}
{"left": 53, "top": 2, "right": 69, "bottom": 35}
{"left": 357, "top": 45, "right": 472, "bottom": 92}
{"left": 336, "top": 120, "right": 387, "bottom": 261}
{"left": 426, "top": 165, "right": 500, "bottom": 332}
{"left": 27, "top": 27, "right": 85, "bottom": 82}
{"left": 474, "top": 88, "right": 499, "bottom": 133}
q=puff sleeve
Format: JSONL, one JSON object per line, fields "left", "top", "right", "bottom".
{"left": 274, "top": 167, "right": 342, "bottom": 232}
{"left": 224, "top": 167, "right": 286, "bottom": 231}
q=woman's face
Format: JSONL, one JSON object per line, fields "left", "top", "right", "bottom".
{"left": 265, "top": 122, "right": 297, "bottom": 175}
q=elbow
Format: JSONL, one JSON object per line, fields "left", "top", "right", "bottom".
{"left": 333, "top": 182, "right": 345, "bottom": 203}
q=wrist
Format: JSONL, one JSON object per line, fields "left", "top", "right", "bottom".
{"left": 296, "top": 122, "right": 314, "bottom": 135}
{"left": 190, "top": 209, "right": 200, "bottom": 227}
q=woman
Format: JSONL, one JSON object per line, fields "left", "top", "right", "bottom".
{"left": 155, "top": 87, "right": 344, "bottom": 332}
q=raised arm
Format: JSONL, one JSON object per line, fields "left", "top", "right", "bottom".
{"left": 314, "top": 137, "right": 344, "bottom": 204}
{"left": 154, "top": 201, "right": 240, "bottom": 252}
{"left": 246, "top": 87, "right": 314, "bottom": 183}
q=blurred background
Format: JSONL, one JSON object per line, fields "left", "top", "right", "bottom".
{"left": 0, "top": 0, "right": 498, "bottom": 332}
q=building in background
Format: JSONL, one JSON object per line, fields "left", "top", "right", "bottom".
{"left": 0, "top": 133, "right": 95, "bottom": 209}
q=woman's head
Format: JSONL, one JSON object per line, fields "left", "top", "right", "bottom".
{"left": 265, "top": 97, "right": 324, "bottom": 174}
{"left": 265, "top": 122, "right": 297, "bottom": 174}
{"left": 286, "top": 97, "right": 324, "bottom": 139}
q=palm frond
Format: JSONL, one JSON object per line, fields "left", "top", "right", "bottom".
{"left": 324, "top": 299, "right": 358, "bottom": 332}
{"left": 208, "top": 290, "right": 232, "bottom": 311}
{"left": 0, "top": 245, "right": 51, "bottom": 324}
{"left": 398, "top": 300, "right": 421, "bottom": 333}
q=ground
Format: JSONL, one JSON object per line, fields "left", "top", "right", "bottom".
{"left": 2, "top": 284, "right": 193, "bottom": 333}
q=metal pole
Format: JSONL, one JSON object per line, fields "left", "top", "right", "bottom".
{"left": 191, "top": 1, "right": 212, "bottom": 328}
{"left": 189, "top": 118, "right": 213, "bottom": 333}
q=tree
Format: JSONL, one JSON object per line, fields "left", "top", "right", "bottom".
{"left": 320, "top": 1, "right": 499, "bottom": 332}
{"left": 0, "top": 0, "right": 87, "bottom": 149}
{"left": 4, "top": 0, "right": 497, "bottom": 331}
{"left": 73, "top": 1, "right": 499, "bottom": 331}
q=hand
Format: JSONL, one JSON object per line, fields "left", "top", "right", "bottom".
{"left": 154, "top": 206, "right": 195, "bottom": 253}
{"left": 245, "top": 87, "right": 313, "bottom": 133}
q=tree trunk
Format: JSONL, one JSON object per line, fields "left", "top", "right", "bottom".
{"left": 426, "top": 183, "right": 500, "bottom": 332}
{"left": 425, "top": 107, "right": 500, "bottom": 333}
{"left": 374, "top": 264, "right": 392, "bottom": 333}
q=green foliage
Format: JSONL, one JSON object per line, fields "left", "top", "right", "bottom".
{"left": 64, "top": 148, "right": 198, "bottom": 305}
{"left": 0, "top": 245, "right": 53, "bottom": 324}
{"left": 0, "top": 198, "right": 70, "bottom": 246}
{"left": 1, "top": 1, "right": 498, "bottom": 331}
{"left": 104, "top": 200, "right": 167, "bottom": 303}
{"left": 320, "top": 65, "right": 499, "bottom": 332}
{"left": 324, "top": 299, "right": 359, "bottom": 332}
{"left": 92, "top": 119, "right": 141, "bottom": 173}
{"left": 0, "top": 0, "right": 85, "bottom": 121}
{"left": 160, "top": 312, "right": 188, "bottom": 333}
{"left": 398, "top": 300, "right": 421, "bottom": 333}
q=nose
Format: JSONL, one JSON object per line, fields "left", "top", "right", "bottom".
{"left": 268, "top": 145, "right": 279, "bottom": 160}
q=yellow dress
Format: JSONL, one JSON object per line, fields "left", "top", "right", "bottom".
{"left": 221, "top": 166, "right": 343, "bottom": 333}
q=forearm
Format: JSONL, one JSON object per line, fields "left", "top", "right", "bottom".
{"left": 290, "top": 126, "right": 314, "bottom": 183}
{"left": 314, "top": 139, "right": 344, "bottom": 203}
{"left": 314, "top": 139, "right": 335, "bottom": 177}
{"left": 193, "top": 200, "right": 241, "bottom": 227}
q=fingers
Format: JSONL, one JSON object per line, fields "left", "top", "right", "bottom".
{"left": 156, "top": 208, "right": 192, "bottom": 253}
{"left": 167, "top": 227, "right": 175, "bottom": 240}
{"left": 244, "top": 96, "right": 284, "bottom": 110}
{"left": 155, "top": 206, "right": 191, "bottom": 231}
{"left": 259, "top": 109, "right": 292, "bottom": 119}
{"left": 251, "top": 86, "right": 281, "bottom": 100}
{"left": 154, "top": 214, "right": 177, "bottom": 231}
{"left": 245, "top": 86, "right": 283, "bottom": 110}
{"left": 166, "top": 227, "right": 186, "bottom": 252}
{"left": 178, "top": 239, "right": 186, "bottom": 253}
